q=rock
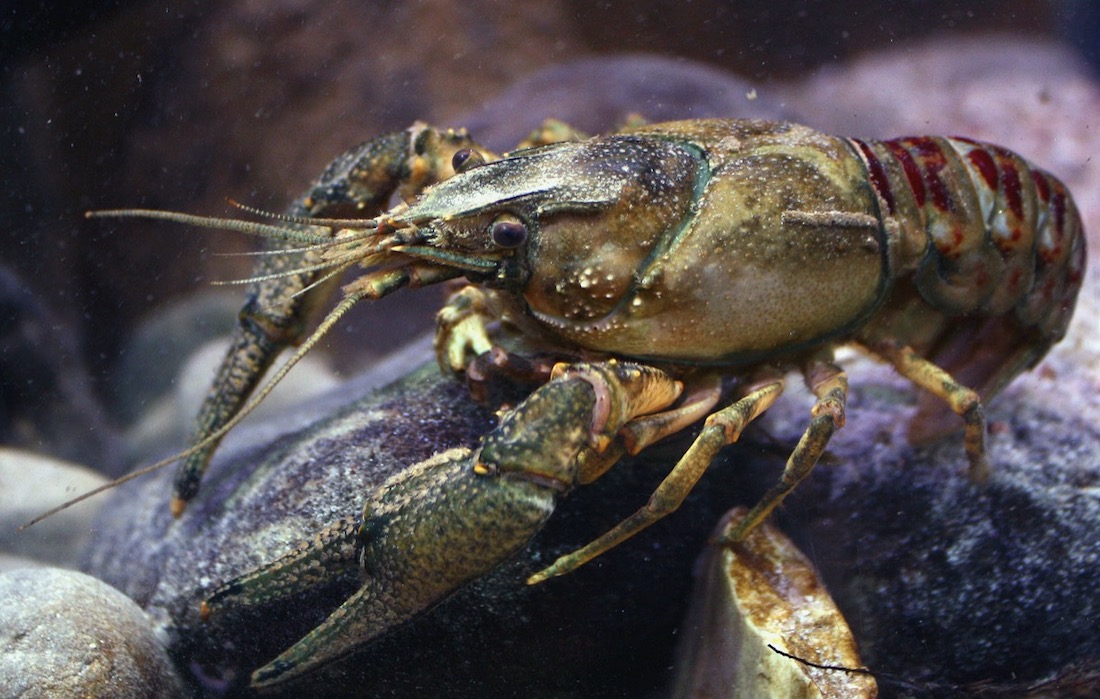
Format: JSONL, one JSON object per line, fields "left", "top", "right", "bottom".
{"left": 0, "top": 264, "right": 122, "bottom": 473}
{"left": 788, "top": 36, "right": 1096, "bottom": 142}
{"left": 672, "top": 509, "right": 876, "bottom": 699}
{"left": 79, "top": 339, "right": 1100, "bottom": 697}
{"left": 109, "top": 290, "right": 243, "bottom": 425}
{"left": 460, "top": 54, "right": 788, "bottom": 152}
{"left": 0, "top": 567, "right": 183, "bottom": 697}
{"left": 0, "top": 449, "right": 109, "bottom": 567}
{"left": 82, "top": 364, "right": 760, "bottom": 697}
{"left": 770, "top": 369, "right": 1100, "bottom": 693}
{"left": 123, "top": 335, "right": 340, "bottom": 464}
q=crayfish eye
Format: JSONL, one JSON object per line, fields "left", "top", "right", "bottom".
{"left": 451, "top": 148, "right": 484, "bottom": 173}
{"left": 490, "top": 218, "right": 528, "bottom": 249}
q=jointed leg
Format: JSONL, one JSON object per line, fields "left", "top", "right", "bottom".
{"left": 866, "top": 341, "right": 989, "bottom": 480}
{"left": 436, "top": 286, "right": 569, "bottom": 403}
{"left": 574, "top": 373, "right": 723, "bottom": 486}
{"left": 435, "top": 285, "right": 495, "bottom": 373}
{"left": 721, "top": 358, "right": 848, "bottom": 542}
{"left": 617, "top": 374, "right": 724, "bottom": 456}
{"left": 528, "top": 375, "right": 786, "bottom": 584}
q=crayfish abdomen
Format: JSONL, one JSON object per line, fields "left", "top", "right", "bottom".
{"left": 851, "top": 134, "right": 1085, "bottom": 415}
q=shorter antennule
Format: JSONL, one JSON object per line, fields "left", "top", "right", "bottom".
{"left": 225, "top": 198, "right": 383, "bottom": 229}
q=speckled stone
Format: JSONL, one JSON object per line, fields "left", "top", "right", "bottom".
{"left": 79, "top": 346, "right": 1100, "bottom": 697}
{"left": 82, "top": 363, "right": 750, "bottom": 697}
{"left": 0, "top": 567, "right": 183, "bottom": 698}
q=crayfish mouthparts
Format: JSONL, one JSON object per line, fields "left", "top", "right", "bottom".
{"left": 498, "top": 467, "right": 573, "bottom": 494}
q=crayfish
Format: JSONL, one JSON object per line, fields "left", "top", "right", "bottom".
{"left": 59, "top": 118, "right": 1085, "bottom": 686}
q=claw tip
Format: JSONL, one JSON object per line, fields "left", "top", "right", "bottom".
{"left": 526, "top": 568, "right": 554, "bottom": 586}
{"left": 170, "top": 497, "right": 187, "bottom": 518}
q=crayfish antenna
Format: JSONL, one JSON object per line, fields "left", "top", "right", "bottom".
{"left": 18, "top": 459, "right": 187, "bottom": 529}
{"left": 20, "top": 288, "right": 373, "bottom": 530}
{"left": 85, "top": 208, "right": 350, "bottom": 245}
{"left": 25, "top": 207, "right": 418, "bottom": 528}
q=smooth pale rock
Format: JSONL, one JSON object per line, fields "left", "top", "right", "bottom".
{"left": 0, "top": 567, "right": 183, "bottom": 698}
{"left": 0, "top": 449, "right": 109, "bottom": 567}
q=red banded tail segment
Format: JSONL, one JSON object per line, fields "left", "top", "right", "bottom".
{"left": 851, "top": 135, "right": 1085, "bottom": 342}
{"left": 1011, "top": 162, "right": 1087, "bottom": 341}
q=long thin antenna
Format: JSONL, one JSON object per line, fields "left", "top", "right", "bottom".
{"left": 20, "top": 289, "right": 371, "bottom": 530}
{"left": 86, "top": 209, "right": 348, "bottom": 245}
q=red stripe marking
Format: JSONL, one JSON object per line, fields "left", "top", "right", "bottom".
{"left": 909, "top": 138, "right": 953, "bottom": 213}
{"left": 1030, "top": 169, "right": 1051, "bottom": 202}
{"left": 1048, "top": 190, "right": 1066, "bottom": 255}
{"left": 853, "top": 139, "right": 897, "bottom": 215}
{"left": 964, "top": 147, "right": 999, "bottom": 191}
{"left": 884, "top": 140, "right": 926, "bottom": 208}
{"left": 996, "top": 153, "right": 1025, "bottom": 220}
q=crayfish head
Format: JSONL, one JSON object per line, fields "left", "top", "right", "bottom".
{"left": 382, "top": 133, "right": 705, "bottom": 309}
{"left": 378, "top": 208, "right": 531, "bottom": 289}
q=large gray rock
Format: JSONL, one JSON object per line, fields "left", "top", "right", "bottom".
{"left": 83, "top": 363, "right": 754, "bottom": 697}
{"left": 78, "top": 335, "right": 1100, "bottom": 698}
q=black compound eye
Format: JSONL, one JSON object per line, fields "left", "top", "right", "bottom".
{"left": 490, "top": 220, "right": 528, "bottom": 248}
{"left": 451, "top": 148, "right": 484, "bottom": 173}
